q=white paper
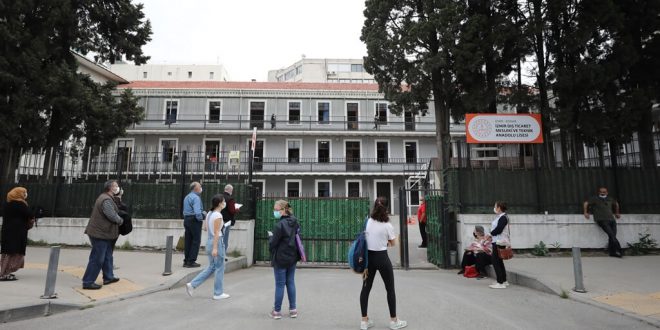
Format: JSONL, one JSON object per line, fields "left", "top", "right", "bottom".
{"left": 267, "top": 231, "right": 273, "bottom": 237}
{"left": 235, "top": 203, "right": 243, "bottom": 209}
{"left": 223, "top": 222, "right": 231, "bottom": 228}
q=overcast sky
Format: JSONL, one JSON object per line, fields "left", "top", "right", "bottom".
{"left": 135, "top": 0, "right": 368, "bottom": 81}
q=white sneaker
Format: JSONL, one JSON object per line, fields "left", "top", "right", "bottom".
{"left": 213, "top": 293, "right": 230, "bottom": 300}
{"left": 389, "top": 319, "right": 408, "bottom": 329}
{"left": 360, "top": 319, "right": 374, "bottom": 330}
{"left": 492, "top": 281, "right": 510, "bottom": 287}
{"left": 489, "top": 283, "right": 507, "bottom": 289}
{"left": 185, "top": 283, "right": 194, "bottom": 297}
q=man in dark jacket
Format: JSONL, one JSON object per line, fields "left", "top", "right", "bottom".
{"left": 584, "top": 187, "right": 622, "bottom": 257}
{"left": 220, "top": 184, "right": 241, "bottom": 253}
{"left": 82, "top": 180, "right": 123, "bottom": 290}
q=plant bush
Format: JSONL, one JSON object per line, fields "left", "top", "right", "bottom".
{"left": 532, "top": 241, "right": 549, "bottom": 256}
{"left": 627, "top": 231, "right": 658, "bottom": 255}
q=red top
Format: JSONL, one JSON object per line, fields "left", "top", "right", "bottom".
{"left": 417, "top": 202, "right": 427, "bottom": 224}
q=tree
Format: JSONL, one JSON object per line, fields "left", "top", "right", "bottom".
{"left": 362, "top": 0, "right": 466, "bottom": 183}
{"left": 0, "top": 0, "right": 152, "bottom": 182}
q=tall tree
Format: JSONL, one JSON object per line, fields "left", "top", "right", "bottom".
{"left": 362, "top": 0, "right": 466, "bottom": 181}
{"left": 0, "top": 0, "right": 151, "bottom": 181}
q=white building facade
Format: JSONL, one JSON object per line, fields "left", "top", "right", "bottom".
{"left": 110, "top": 63, "right": 230, "bottom": 82}
{"left": 268, "top": 58, "right": 375, "bottom": 84}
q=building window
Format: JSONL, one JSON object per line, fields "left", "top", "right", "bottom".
{"left": 142, "top": 72, "right": 148, "bottom": 79}
{"left": 253, "top": 180, "right": 265, "bottom": 197}
{"left": 351, "top": 64, "right": 363, "bottom": 72}
{"left": 167, "top": 72, "right": 172, "bottom": 76}
{"left": 318, "top": 102, "right": 330, "bottom": 124}
{"left": 376, "top": 141, "right": 389, "bottom": 164}
{"left": 376, "top": 103, "right": 388, "bottom": 124}
{"left": 188, "top": 71, "right": 192, "bottom": 78}
{"left": 208, "top": 101, "right": 221, "bottom": 123}
{"left": 209, "top": 72, "right": 214, "bottom": 79}
{"left": 317, "top": 140, "right": 330, "bottom": 163}
{"left": 165, "top": 100, "right": 178, "bottom": 124}
{"left": 287, "top": 140, "right": 301, "bottom": 163}
{"left": 347, "top": 180, "right": 361, "bottom": 197}
{"left": 288, "top": 101, "right": 301, "bottom": 124}
{"left": 316, "top": 180, "right": 331, "bottom": 197}
{"left": 472, "top": 144, "right": 499, "bottom": 160}
{"left": 405, "top": 141, "right": 418, "bottom": 164}
{"left": 327, "top": 63, "right": 351, "bottom": 72}
{"left": 286, "top": 180, "right": 301, "bottom": 197}
{"left": 160, "top": 139, "right": 177, "bottom": 162}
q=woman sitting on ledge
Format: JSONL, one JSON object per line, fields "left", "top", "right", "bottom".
{"left": 458, "top": 225, "right": 492, "bottom": 279}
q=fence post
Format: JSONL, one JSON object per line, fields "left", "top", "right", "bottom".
{"left": 179, "top": 151, "right": 187, "bottom": 218}
{"left": 398, "top": 187, "right": 409, "bottom": 270}
{"left": 163, "top": 236, "right": 173, "bottom": 276}
{"left": 40, "top": 246, "right": 60, "bottom": 299}
{"left": 572, "top": 247, "right": 587, "bottom": 293}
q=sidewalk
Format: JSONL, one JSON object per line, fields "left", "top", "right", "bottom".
{"left": 0, "top": 246, "right": 246, "bottom": 323}
{"left": 504, "top": 254, "right": 660, "bottom": 328}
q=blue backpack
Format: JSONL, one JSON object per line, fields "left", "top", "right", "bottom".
{"left": 348, "top": 218, "right": 369, "bottom": 274}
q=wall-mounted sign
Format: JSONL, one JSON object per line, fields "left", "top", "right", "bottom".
{"left": 228, "top": 150, "right": 240, "bottom": 168}
{"left": 466, "top": 113, "right": 543, "bottom": 144}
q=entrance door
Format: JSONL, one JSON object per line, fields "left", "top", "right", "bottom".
{"left": 345, "top": 141, "right": 361, "bottom": 171}
{"left": 116, "top": 140, "right": 133, "bottom": 172}
{"left": 347, "top": 102, "right": 358, "bottom": 130}
{"left": 205, "top": 140, "right": 220, "bottom": 171}
{"left": 375, "top": 181, "right": 392, "bottom": 214}
{"left": 405, "top": 141, "right": 418, "bottom": 164}
{"left": 405, "top": 112, "right": 415, "bottom": 131}
{"left": 250, "top": 101, "right": 265, "bottom": 129}
{"left": 253, "top": 140, "right": 264, "bottom": 170}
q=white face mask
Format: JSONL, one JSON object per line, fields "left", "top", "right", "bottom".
{"left": 24, "top": 193, "right": 28, "bottom": 200}
{"left": 599, "top": 194, "right": 607, "bottom": 198}
{"left": 493, "top": 207, "right": 498, "bottom": 214}
{"left": 112, "top": 186, "right": 120, "bottom": 194}
{"left": 199, "top": 188, "right": 203, "bottom": 193}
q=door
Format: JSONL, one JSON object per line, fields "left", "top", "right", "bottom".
{"left": 405, "top": 141, "right": 418, "bottom": 164}
{"left": 375, "top": 181, "right": 392, "bottom": 214}
{"left": 205, "top": 140, "right": 220, "bottom": 171}
{"left": 347, "top": 102, "right": 358, "bottom": 130}
{"left": 250, "top": 101, "right": 265, "bottom": 129}
{"left": 254, "top": 140, "right": 264, "bottom": 171}
{"left": 116, "top": 140, "right": 133, "bottom": 172}
{"left": 345, "top": 141, "right": 361, "bottom": 171}
{"left": 405, "top": 112, "right": 415, "bottom": 131}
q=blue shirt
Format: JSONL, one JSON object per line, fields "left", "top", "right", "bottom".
{"left": 183, "top": 191, "right": 203, "bottom": 221}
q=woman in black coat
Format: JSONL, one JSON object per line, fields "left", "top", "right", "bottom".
{"left": 1, "top": 187, "right": 34, "bottom": 281}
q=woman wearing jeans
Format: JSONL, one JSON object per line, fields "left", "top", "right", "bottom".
{"left": 269, "top": 200, "right": 301, "bottom": 319}
{"left": 488, "top": 201, "right": 510, "bottom": 289}
{"left": 185, "top": 194, "right": 230, "bottom": 300}
{"left": 360, "top": 197, "right": 407, "bottom": 330}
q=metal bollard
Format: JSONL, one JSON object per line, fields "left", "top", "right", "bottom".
{"left": 572, "top": 247, "right": 587, "bottom": 293}
{"left": 40, "top": 246, "right": 60, "bottom": 299}
{"left": 163, "top": 235, "right": 173, "bottom": 276}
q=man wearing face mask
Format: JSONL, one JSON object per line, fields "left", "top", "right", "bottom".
{"left": 183, "top": 182, "right": 205, "bottom": 267}
{"left": 584, "top": 187, "right": 622, "bottom": 258}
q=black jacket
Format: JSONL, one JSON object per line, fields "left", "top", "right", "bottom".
{"left": 269, "top": 215, "right": 300, "bottom": 268}
{"left": 220, "top": 192, "right": 237, "bottom": 226}
{"left": 1, "top": 201, "right": 34, "bottom": 255}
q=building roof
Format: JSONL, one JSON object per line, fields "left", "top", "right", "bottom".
{"left": 72, "top": 51, "right": 129, "bottom": 84}
{"left": 117, "top": 81, "right": 380, "bottom": 91}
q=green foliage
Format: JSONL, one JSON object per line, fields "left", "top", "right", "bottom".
{"left": 228, "top": 249, "right": 242, "bottom": 258}
{"left": 559, "top": 289, "right": 570, "bottom": 299}
{"left": 532, "top": 240, "right": 549, "bottom": 256}
{"left": 550, "top": 241, "right": 561, "bottom": 252}
{"left": 119, "top": 240, "right": 134, "bottom": 250}
{"left": 27, "top": 239, "right": 49, "bottom": 246}
{"left": 627, "top": 231, "right": 658, "bottom": 256}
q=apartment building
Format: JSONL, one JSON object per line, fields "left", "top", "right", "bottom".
{"left": 268, "top": 58, "right": 375, "bottom": 84}
{"left": 110, "top": 63, "right": 230, "bottom": 82}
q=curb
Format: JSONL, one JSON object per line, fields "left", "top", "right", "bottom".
{"left": 0, "top": 256, "right": 248, "bottom": 324}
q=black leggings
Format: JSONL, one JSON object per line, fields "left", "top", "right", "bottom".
{"left": 491, "top": 243, "right": 507, "bottom": 284}
{"left": 360, "top": 250, "right": 396, "bottom": 318}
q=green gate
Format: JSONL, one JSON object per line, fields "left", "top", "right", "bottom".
{"left": 254, "top": 197, "right": 369, "bottom": 264}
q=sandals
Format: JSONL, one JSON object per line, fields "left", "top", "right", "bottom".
{"left": 0, "top": 274, "right": 17, "bottom": 281}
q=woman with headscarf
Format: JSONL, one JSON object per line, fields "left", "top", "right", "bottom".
{"left": 1, "top": 187, "right": 34, "bottom": 281}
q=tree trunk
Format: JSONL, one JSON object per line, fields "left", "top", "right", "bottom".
{"left": 637, "top": 106, "right": 657, "bottom": 168}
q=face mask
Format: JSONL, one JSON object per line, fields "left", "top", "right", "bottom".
{"left": 199, "top": 188, "right": 203, "bottom": 194}
{"left": 24, "top": 193, "right": 28, "bottom": 200}
{"left": 473, "top": 233, "right": 477, "bottom": 238}
{"left": 599, "top": 194, "right": 607, "bottom": 198}
{"left": 273, "top": 210, "right": 282, "bottom": 219}
{"left": 112, "top": 186, "right": 120, "bottom": 194}
{"left": 220, "top": 203, "right": 226, "bottom": 210}
{"left": 493, "top": 207, "right": 498, "bottom": 214}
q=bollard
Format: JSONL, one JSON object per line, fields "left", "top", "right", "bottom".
{"left": 163, "top": 235, "right": 173, "bottom": 276}
{"left": 572, "top": 247, "right": 587, "bottom": 293}
{"left": 40, "top": 246, "right": 60, "bottom": 299}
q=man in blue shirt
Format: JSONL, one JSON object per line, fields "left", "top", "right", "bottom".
{"left": 183, "top": 182, "right": 204, "bottom": 267}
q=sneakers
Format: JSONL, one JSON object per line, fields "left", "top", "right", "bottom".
{"left": 289, "top": 309, "right": 298, "bottom": 318}
{"left": 212, "top": 293, "right": 230, "bottom": 300}
{"left": 270, "top": 310, "right": 282, "bottom": 320}
{"left": 491, "top": 281, "right": 510, "bottom": 286}
{"left": 489, "top": 283, "right": 507, "bottom": 289}
{"left": 389, "top": 319, "right": 408, "bottom": 329}
{"left": 185, "top": 283, "right": 194, "bottom": 297}
{"left": 360, "top": 319, "right": 375, "bottom": 330}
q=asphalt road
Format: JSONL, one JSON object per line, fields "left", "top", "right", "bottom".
{"left": 2, "top": 267, "right": 654, "bottom": 330}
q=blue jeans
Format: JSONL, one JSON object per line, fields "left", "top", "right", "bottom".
{"left": 190, "top": 238, "right": 226, "bottom": 296}
{"left": 183, "top": 216, "right": 202, "bottom": 264}
{"left": 82, "top": 237, "right": 115, "bottom": 285}
{"left": 273, "top": 265, "right": 296, "bottom": 312}
{"left": 223, "top": 226, "right": 231, "bottom": 253}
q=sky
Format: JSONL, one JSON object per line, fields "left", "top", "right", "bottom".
{"left": 134, "top": 0, "right": 368, "bottom": 81}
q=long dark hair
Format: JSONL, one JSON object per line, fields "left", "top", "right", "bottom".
{"left": 209, "top": 194, "right": 225, "bottom": 212}
{"left": 370, "top": 196, "right": 389, "bottom": 222}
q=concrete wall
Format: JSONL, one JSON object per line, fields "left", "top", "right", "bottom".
{"left": 1, "top": 218, "right": 255, "bottom": 265}
{"left": 458, "top": 214, "right": 660, "bottom": 251}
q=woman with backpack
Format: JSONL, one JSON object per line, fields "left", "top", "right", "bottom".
{"left": 359, "top": 197, "right": 407, "bottom": 330}
{"left": 268, "top": 200, "right": 301, "bottom": 319}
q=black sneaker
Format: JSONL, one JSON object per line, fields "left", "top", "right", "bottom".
{"left": 83, "top": 283, "right": 102, "bottom": 290}
{"left": 103, "top": 278, "right": 120, "bottom": 285}
{"left": 189, "top": 262, "right": 201, "bottom": 267}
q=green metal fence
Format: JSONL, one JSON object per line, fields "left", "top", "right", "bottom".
{"left": 0, "top": 182, "right": 255, "bottom": 219}
{"left": 254, "top": 197, "right": 370, "bottom": 264}
{"left": 446, "top": 168, "right": 660, "bottom": 214}
{"left": 425, "top": 194, "right": 445, "bottom": 267}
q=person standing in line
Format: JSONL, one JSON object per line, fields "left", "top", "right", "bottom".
{"left": 417, "top": 199, "right": 428, "bottom": 248}
{"left": 221, "top": 184, "right": 241, "bottom": 253}
{"left": 185, "top": 194, "right": 230, "bottom": 300}
{"left": 360, "top": 197, "right": 407, "bottom": 330}
{"left": 183, "top": 182, "right": 204, "bottom": 268}
{"left": 584, "top": 187, "right": 623, "bottom": 258}
{"left": 0, "top": 187, "right": 34, "bottom": 281}
{"left": 488, "top": 201, "right": 510, "bottom": 289}
{"left": 82, "top": 180, "right": 123, "bottom": 290}
{"left": 269, "top": 200, "right": 300, "bottom": 320}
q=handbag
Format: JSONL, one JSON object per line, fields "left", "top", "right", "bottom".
{"left": 295, "top": 227, "right": 307, "bottom": 262}
{"left": 498, "top": 225, "right": 514, "bottom": 260}
{"left": 463, "top": 265, "right": 478, "bottom": 278}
